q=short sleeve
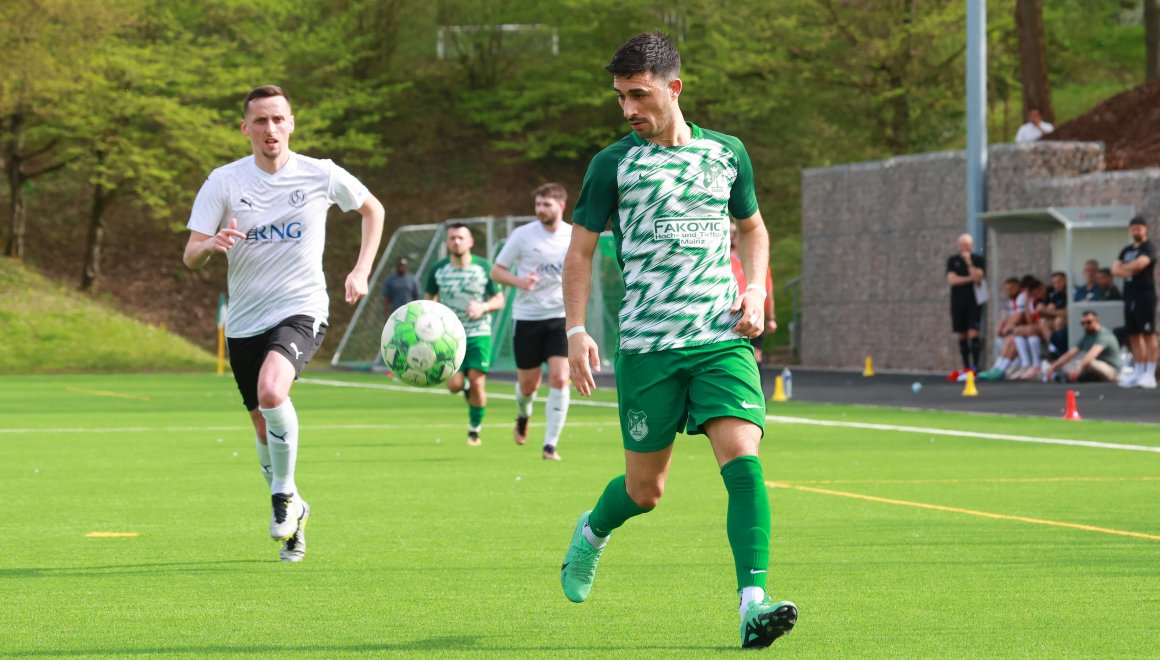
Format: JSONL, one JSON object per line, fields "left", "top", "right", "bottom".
{"left": 975, "top": 254, "right": 986, "bottom": 274}
{"left": 494, "top": 230, "right": 521, "bottom": 269}
{"left": 327, "top": 160, "right": 370, "bottom": 213}
{"left": 726, "top": 138, "right": 759, "bottom": 220}
{"left": 425, "top": 264, "right": 440, "bottom": 296}
{"left": 946, "top": 256, "right": 956, "bottom": 274}
{"left": 187, "top": 172, "right": 229, "bottom": 235}
{"left": 482, "top": 259, "right": 500, "bottom": 296}
{"left": 572, "top": 149, "right": 621, "bottom": 233}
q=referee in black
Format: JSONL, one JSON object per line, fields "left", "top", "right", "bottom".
{"left": 946, "top": 233, "right": 986, "bottom": 380}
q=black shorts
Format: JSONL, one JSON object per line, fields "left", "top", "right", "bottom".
{"left": 749, "top": 333, "right": 764, "bottom": 349}
{"left": 950, "top": 301, "right": 982, "bottom": 334}
{"left": 1124, "top": 295, "right": 1157, "bottom": 335}
{"left": 227, "top": 315, "right": 327, "bottom": 411}
{"left": 513, "top": 318, "right": 568, "bottom": 370}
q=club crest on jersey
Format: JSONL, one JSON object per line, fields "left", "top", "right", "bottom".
{"left": 288, "top": 189, "right": 307, "bottom": 208}
{"left": 653, "top": 217, "right": 728, "bottom": 248}
{"left": 703, "top": 161, "right": 728, "bottom": 194}
{"left": 627, "top": 409, "right": 649, "bottom": 441}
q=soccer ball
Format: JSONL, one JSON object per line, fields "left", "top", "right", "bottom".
{"left": 381, "top": 300, "right": 467, "bottom": 387}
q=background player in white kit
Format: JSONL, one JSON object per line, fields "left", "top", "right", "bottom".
{"left": 490, "top": 183, "right": 573, "bottom": 460}
{"left": 183, "top": 85, "right": 384, "bottom": 562}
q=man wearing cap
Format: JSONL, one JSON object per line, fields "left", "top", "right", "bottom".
{"left": 1111, "top": 216, "right": 1157, "bottom": 388}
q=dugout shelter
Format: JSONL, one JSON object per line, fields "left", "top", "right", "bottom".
{"left": 978, "top": 205, "right": 1134, "bottom": 348}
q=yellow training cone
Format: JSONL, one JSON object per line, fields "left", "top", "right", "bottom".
{"left": 862, "top": 356, "right": 875, "bottom": 377}
{"left": 962, "top": 371, "right": 979, "bottom": 396}
{"left": 770, "top": 375, "right": 788, "bottom": 402}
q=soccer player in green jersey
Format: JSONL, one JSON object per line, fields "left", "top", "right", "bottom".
{"left": 426, "top": 223, "right": 504, "bottom": 446}
{"left": 558, "top": 32, "right": 797, "bottom": 648}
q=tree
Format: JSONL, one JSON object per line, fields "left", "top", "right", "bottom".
{"left": 0, "top": 0, "right": 123, "bottom": 259}
{"left": 73, "top": 4, "right": 245, "bottom": 292}
{"left": 1015, "top": 0, "right": 1054, "bottom": 122}
{"left": 1147, "top": 0, "right": 1160, "bottom": 81}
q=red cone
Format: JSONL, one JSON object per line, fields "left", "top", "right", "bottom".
{"left": 1062, "top": 389, "right": 1082, "bottom": 421}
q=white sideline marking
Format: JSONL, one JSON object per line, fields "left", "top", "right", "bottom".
{"left": 765, "top": 415, "right": 1160, "bottom": 454}
{"left": 299, "top": 377, "right": 621, "bottom": 408}
{"left": 0, "top": 421, "right": 614, "bottom": 435}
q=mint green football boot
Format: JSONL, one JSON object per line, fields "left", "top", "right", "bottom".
{"left": 560, "top": 510, "right": 605, "bottom": 603}
{"left": 740, "top": 597, "right": 798, "bottom": 648}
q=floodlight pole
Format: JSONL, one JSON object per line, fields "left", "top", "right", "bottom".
{"left": 966, "top": 0, "right": 987, "bottom": 250}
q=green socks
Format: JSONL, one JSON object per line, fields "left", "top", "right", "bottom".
{"left": 587, "top": 475, "right": 651, "bottom": 536}
{"left": 721, "top": 455, "right": 771, "bottom": 591}
{"left": 468, "top": 405, "right": 485, "bottom": 431}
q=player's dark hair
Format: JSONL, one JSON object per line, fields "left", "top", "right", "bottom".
{"left": 1099, "top": 267, "right": 1113, "bottom": 277}
{"left": 243, "top": 85, "right": 290, "bottom": 115}
{"left": 1082, "top": 310, "right": 1099, "bottom": 319}
{"left": 446, "top": 222, "right": 470, "bottom": 232}
{"left": 1051, "top": 271, "right": 1066, "bottom": 279}
{"left": 1019, "top": 275, "right": 1039, "bottom": 290}
{"left": 1004, "top": 276, "right": 1020, "bottom": 285}
{"left": 533, "top": 183, "right": 567, "bottom": 202}
{"left": 605, "top": 31, "right": 681, "bottom": 81}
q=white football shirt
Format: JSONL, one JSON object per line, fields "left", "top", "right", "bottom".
{"left": 187, "top": 152, "right": 369, "bottom": 338}
{"left": 494, "top": 220, "right": 572, "bottom": 321}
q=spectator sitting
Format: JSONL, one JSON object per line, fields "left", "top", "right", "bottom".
{"left": 1040, "top": 271, "right": 1069, "bottom": 357}
{"left": 977, "top": 277, "right": 1026, "bottom": 381}
{"left": 1044, "top": 311, "right": 1121, "bottom": 383}
{"left": 1010, "top": 277, "right": 1049, "bottom": 380}
{"left": 1096, "top": 268, "right": 1123, "bottom": 301}
{"left": 1074, "top": 259, "right": 1100, "bottom": 301}
{"left": 1015, "top": 108, "right": 1055, "bottom": 143}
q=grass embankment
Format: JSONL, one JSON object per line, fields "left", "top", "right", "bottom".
{"left": 0, "top": 257, "right": 216, "bottom": 374}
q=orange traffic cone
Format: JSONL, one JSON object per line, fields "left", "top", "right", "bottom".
{"left": 1063, "top": 389, "right": 1082, "bottom": 421}
{"left": 961, "top": 371, "right": 978, "bottom": 396}
{"left": 862, "top": 355, "right": 875, "bottom": 377}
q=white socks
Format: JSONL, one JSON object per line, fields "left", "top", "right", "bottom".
{"left": 1028, "top": 336, "right": 1042, "bottom": 365}
{"left": 739, "top": 586, "right": 767, "bottom": 618}
{"left": 261, "top": 399, "right": 298, "bottom": 495}
{"left": 1014, "top": 336, "right": 1031, "bottom": 367}
{"left": 255, "top": 436, "right": 272, "bottom": 488}
{"left": 515, "top": 383, "right": 534, "bottom": 418}
{"left": 543, "top": 387, "right": 569, "bottom": 449}
{"left": 994, "top": 356, "right": 1012, "bottom": 372}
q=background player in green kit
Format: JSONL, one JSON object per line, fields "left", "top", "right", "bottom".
{"left": 558, "top": 32, "right": 797, "bottom": 648}
{"left": 426, "top": 223, "right": 504, "bottom": 446}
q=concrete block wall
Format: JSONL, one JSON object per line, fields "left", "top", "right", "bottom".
{"left": 800, "top": 141, "right": 1159, "bottom": 371}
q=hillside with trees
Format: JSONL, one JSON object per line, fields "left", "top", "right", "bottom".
{"left": 0, "top": 0, "right": 1148, "bottom": 355}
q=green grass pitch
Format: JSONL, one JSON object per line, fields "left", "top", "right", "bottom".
{"left": 3, "top": 372, "right": 1159, "bottom": 657}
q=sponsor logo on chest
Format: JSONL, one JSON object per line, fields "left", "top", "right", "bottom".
{"left": 653, "top": 217, "right": 728, "bottom": 248}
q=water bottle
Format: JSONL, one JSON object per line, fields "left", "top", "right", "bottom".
{"left": 781, "top": 367, "right": 793, "bottom": 400}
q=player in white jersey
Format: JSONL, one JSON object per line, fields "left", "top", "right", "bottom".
{"left": 183, "top": 85, "right": 384, "bottom": 562}
{"left": 491, "top": 183, "right": 573, "bottom": 460}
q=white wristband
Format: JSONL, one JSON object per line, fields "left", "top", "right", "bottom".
{"left": 745, "top": 283, "right": 767, "bottom": 299}
{"left": 566, "top": 325, "right": 587, "bottom": 338}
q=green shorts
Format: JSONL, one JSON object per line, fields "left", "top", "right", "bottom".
{"left": 460, "top": 335, "right": 492, "bottom": 374}
{"left": 615, "top": 340, "right": 766, "bottom": 452}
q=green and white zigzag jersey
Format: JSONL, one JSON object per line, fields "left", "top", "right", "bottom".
{"left": 573, "top": 123, "right": 760, "bottom": 354}
{"left": 425, "top": 255, "right": 500, "bottom": 337}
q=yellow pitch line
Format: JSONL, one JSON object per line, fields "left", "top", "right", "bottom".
{"left": 769, "top": 481, "right": 1160, "bottom": 542}
{"left": 85, "top": 532, "right": 139, "bottom": 538}
{"left": 789, "top": 476, "right": 1160, "bottom": 486}
{"left": 65, "top": 387, "right": 151, "bottom": 401}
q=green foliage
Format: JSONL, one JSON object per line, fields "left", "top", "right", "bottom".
{"left": 0, "top": 257, "right": 215, "bottom": 373}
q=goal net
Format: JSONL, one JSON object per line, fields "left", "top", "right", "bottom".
{"left": 330, "top": 217, "right": 625, "bottom": 374}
